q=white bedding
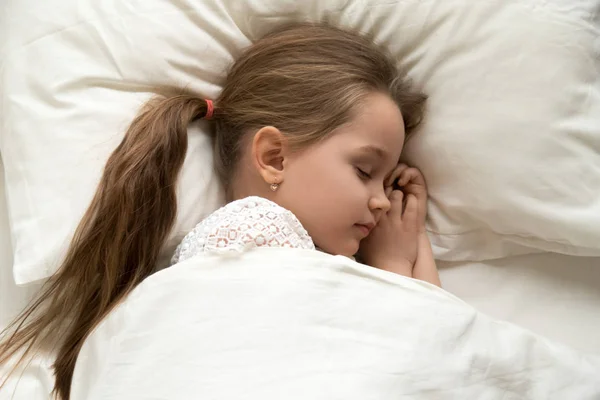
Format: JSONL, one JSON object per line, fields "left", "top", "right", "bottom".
{"left": 0, "top": 161, "right": 41, "bottom": 330}
{"left": 2, "top": 171, "right": 600, "bottom": 398}
{"left": 2, "top": 0, "right": 600, "bottom": 397}
{"left": 440, "top": 254, "right": 600, "bottom": 354}
{"left": 1, "top": 161, "right": 53, "bottom": 399}
{"left": 68, "top": 249, "right": 599, "bottom": 399}
{"left": 3, "top": 160, "right": 600, "bottom": 398}
{"left": 4, "top": 0, "right": 600, "bottom": 285}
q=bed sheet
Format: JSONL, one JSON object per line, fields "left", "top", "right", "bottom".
{"left": 1, "top": 158, "right": 17, "bottom": 328}
{"left": 439, "top": 253, "right": 600, "bottom": 353}
{"left": 0, "top": 160, "right": 41, "bottom": 330}
{"left": 1, "top": 160, "right": 52, "bottom": 399}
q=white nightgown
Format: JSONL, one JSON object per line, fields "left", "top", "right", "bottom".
{"left": 171, "top": 196, "right": 316, "bottom": 265}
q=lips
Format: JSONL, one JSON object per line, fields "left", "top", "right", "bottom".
{"left": 355, "top": 222, "right": 375, "bottom": 236}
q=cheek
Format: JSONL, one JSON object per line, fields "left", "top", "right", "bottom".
{"left": 288, "top": 156, "right": 345, "bottom": 200}
{"left": 280, "top": 154, "right": 367, "bottom": 256}
{"left": 284, "top": 154, "right": 366, "bottom": 223}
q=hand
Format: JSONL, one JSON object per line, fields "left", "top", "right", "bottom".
{"left": 385, "top": 164, "right": 428, "bottom": 232}
{"left": 359, "top": 190, "right": 419, "bottom": 276}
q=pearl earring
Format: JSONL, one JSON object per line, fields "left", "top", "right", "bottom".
{"left": 270, "top": 183, "right": 279, "bottom": 192}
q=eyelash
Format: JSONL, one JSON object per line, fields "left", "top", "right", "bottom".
{"left": 356, "top": 167, "right": 371, "bottom": 180}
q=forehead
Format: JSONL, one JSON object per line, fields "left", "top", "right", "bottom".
{"left": 329, "top": 92, "right": 406, "bottom": 158}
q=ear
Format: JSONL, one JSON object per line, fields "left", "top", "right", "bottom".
{"left": 251, "top": 126, "right": 289, "bottom": 185}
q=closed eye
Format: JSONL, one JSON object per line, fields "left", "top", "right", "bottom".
{"left": 356, "top": 167, "right": 371, "bottom": 180}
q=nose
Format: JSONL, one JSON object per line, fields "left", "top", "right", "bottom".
{"left": 368, "top": 188, "right": 391, "bottom": 221}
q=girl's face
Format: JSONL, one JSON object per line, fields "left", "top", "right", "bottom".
{"left": 276, "top": 92, "right": 406, "bottom": 257}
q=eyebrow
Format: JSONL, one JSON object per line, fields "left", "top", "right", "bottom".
{"left": 357, "top": 145, "right": 388, "bottom": 158}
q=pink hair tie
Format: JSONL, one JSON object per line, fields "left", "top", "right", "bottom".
{"left": 204, "top": 99, "right": 214, "bottom": 120}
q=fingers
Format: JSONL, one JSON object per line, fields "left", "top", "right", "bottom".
{"left": 385, "top": 185, "right": 394, "bottom": 198}
{"left": 397, "top": 167, "right": 425, "bottom": 188}
{"left": 390, "top": 190, "right": 418, "bottom": 221}
{"left": 402, "top": 194, "right": 419, "bottom": 233}
{"left": 388, "top": 189, "right": 404, "bottom": 218}
{"left": 385, "top": 164, "right": 426, "bottom": 192}
{"left": 385, "top": 164, "right": 410, "bottom": 188}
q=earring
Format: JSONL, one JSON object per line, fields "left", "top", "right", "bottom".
{"left": 270, "top": 183, "right": 279, "bottom": 192}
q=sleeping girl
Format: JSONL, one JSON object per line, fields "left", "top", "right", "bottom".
{"left": 1, "top": 22, "right": 440, "bottom": 399}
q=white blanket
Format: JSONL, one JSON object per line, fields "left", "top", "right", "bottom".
{"left": 67, "top": 249, "right": 600, "bottom": 399}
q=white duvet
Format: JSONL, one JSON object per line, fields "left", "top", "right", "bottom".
{"left": 63, "top": 249, "right": 600, "bottom": 399}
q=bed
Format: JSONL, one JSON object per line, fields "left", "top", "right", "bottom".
{"left": 3, "top": 156, "right": 600, "bottom": 350}
{"left": 2, "top": 150, "right": 600, "bottom": 399}
{"left": 2, "top": 163, "right": 599, "bottom": 352}
{"left": 1, "top": 0, "right": 599, "bottom": 398}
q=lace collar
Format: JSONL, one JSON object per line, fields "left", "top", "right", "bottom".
{"left": 172, "top": 196, "right": 315, "bottom": 264}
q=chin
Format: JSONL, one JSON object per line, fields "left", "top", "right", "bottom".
{"left": 338, "top": 241, "right": 360, "bottom": 258}
{"left": 318, "top": 239, "right": 358, "bottom": 258}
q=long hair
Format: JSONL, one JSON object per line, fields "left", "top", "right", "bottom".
{"left": 0, "top": 23, "right": 425, "bottom": 399}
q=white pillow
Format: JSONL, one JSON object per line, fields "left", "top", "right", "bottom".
{"left": 1, "top": 0, "right": 599, "bottom": 285}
